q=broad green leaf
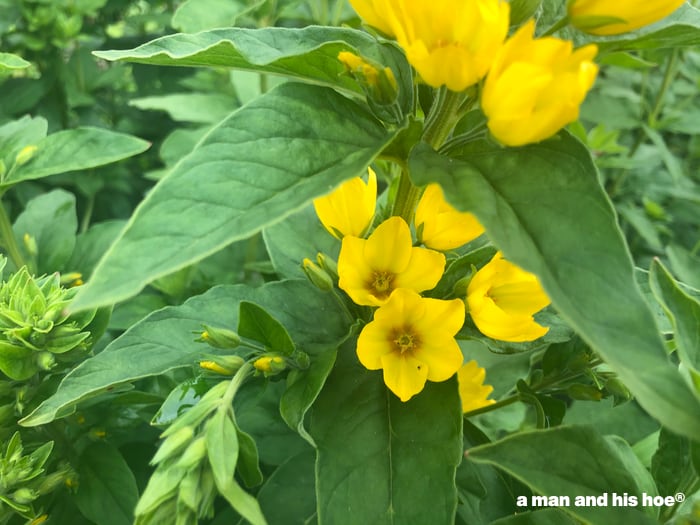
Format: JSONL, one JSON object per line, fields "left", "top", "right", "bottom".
{"left": 12, "top": 189, "right": 77, "bottom": 273}
{"left": 0, "top": 116, "right": 47, "bottom": 165}
{"left": 468, "top": 426, "right": 657, "bottom": 525}
{"left": 67, "top": 220, "right": 126, "bottom": 279}
{"left": 129, "top": 93, "right": 238, "bottom": 123}
{"left": 255, "top": 450, "right": 316, "bottom": 525}
{"left": 3, "top": 127, "right": 150, "bottom": 187}
{"left": 20, "top": 280, "right": 346, "bottom": 426}
{"left": 666, "top": 244, "right": 700, "bottom": 290}
{"left": 409, "top": 135, "right": 700, "bottom": 440}
{"left": 172, "top": 0, "right": 263, "bottom": 32}
{"left": 235, "top": 425, "right": 263, "bottom": 488}
{"left": 217, "top": 479, "right": 267, "bottom": 525}
{"left": 280, "top": 346, "right": 337, "bottom": 444}
{"left": 263, "top": 204, "right": 339, "bottom": 279}
{"left": 0, "top": 52, "right": 30, "bottom": 71}
{"left": 238, "top": 301, "right": 295, "bottom": 355}
{"left": 490, "top": 509, "right": 577, "bottom": 525}
{"left": 310, "top": 344, "right": 463, "bottom": 525}
{"left": 651, "top": 428, "right": 696, "bottom": 499}
{"left": 70, "top": 82, "right": 400, "bottom": 312}
{"left": 93, "top": 26, "right": 413, "bottom": 116}
{"left": 649, "top": 260, "right": 700, "bottom": 380}
{"left": 74, "top": 442, "right": 139, "bottom": 525}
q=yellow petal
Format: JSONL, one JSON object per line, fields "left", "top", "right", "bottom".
{"left": 380, "top": 351, "right": 429, "bottom": 402}
{"left": 313, "top": 170, "right": 376, "bottom": 239}
{"left": 568, "top": 0, "right": 685, "bottom": 35}
{"left": 414, "top": 337, "right": 464, "bottom": 382}
{"left": 392, "top": 246, "right": 445, "bottom": 293}
{"left": 364, "top": 216, "right": 413, "bottom": 273}
{"left": 357, "top": 320, "right": 393, "bottom": 370}
{"left": 457, "top": 360, "right": 495, "bottom": 413}
{"left": 338, "top": 236, "right": 379, "bottom": 305}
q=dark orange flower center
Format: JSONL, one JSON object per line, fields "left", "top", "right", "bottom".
{"left": 370, "top": 271, "right": 395, "bottom": 298}
{"left": 392, "top": 329, "right": 420, "bottom": 354}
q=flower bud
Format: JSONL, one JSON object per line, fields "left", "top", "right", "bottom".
{"left": 302, "top": 258, "right": 333, "bottom": 291}
{"left": 198, "top": 325, "right": 241, "bottom": 350}
{"left": 176, "top": 437, "right": 207, "bottom": 469}
{"left": 253, "top": 355, "right": 286, "bottom": 376}
{"left": 35, "top": 351, "right": 56, "bottom": 371}
{"left": 198, "top": 355, "right": 244, "bottom": 376}
{"left": 23, "top": 233, "right": 38, "bottom": 257}
{"left": 316, "top": 253, "right": 338, "bottom": 281}
{"left": 15, "top": 145, "right": 38, "bottom": 166}
{"left": 566, "top": 384, "right": 603, "bottom": 401}
{"left": 152, "top": 425, "right": 195, "bottom": 465}
{"left": 338, "top": 51, "right": 398, "bottom": 105}
{"left": 13, "top": 487, "right": 38, "bottom": 504}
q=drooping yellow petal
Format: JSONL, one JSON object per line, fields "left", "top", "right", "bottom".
{"left": 457, "top": 360, "right": 495, "bottom": 413}
{"left": 568, "top": 0, "right": 685, "bottom": 35}
{"left": 348, "top": 0, "right": 396, "bottom": 36}
{"left": 482, "top": 20, "right": 598, "bottom": 147}
{"left": 313, "top": 169, "right": 377, "bottom": 239}
{"left": 415, "top": 184, "right": 485, "bottom": 251}
{"left": 380, "top": 351, "right": 429, "bottom": 402}
{"left": 466, "top": 252, "right": 551, "bottom": 342}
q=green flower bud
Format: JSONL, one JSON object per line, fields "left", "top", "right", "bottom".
{"left": 15, "top": 145, "right": 38, "bottom": 166}
{"left": 199, "top": 355, "right": 244, "bottom": 376}
{"left": 12, "top": 487, "right": 38, "bottom": 504}
{"left": 35, "top": 351, "right": 56, "bottom": 371}
{"left": 302, "top": 258, "right": 333, "bottom": 291}
{"left": 23, "top": 233, "right": 38, "bottom": 257}
{"left": 566, "top": 384, "right": 603, "bottom": 401}
{"left": 316, "top": 253, "right": 339, "bottom": 281}
{"left": 198, "top": 325, "right": 241, "bottom": 350}
{"left": 176, "top": 437, "right": 207, "bottom": 470}
{"left": 152, "top": 426, "right": 195, "bottom": 465}
{"left": 253, "top": 355, "right": 287, "bottom": 376}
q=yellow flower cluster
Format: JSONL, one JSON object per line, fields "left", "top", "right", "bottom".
{"left": 313, "top": 173, "right": 550, "bottom": 404}
{"left": 347, "top": 0, "right": 685, "bottom": 146}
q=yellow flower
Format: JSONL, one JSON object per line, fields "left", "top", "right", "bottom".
{"left": 568, "top": 0, "right": 685, "bottom": 35}
{"left": 457, "top": 360, "right": 495, "bottom": 413}
{"left": 384, "top": 0, "right": 511, "bottom": 91}
{"left": 348, "top": 0, "right": 396, "bottom": 36}
{"left": 338, "top": 216, "right": 445, "bottom": 306}
{"left": 313, "top": 168, "right": 377, "bottom": 239}
{"left": 415, "top": 183, "right": 485, "bottom": 251}
{"left": 253, "top": 356, "right": 286, "bottom": 374}
{"left": 337, "top": 51, "right": 398, "bottom": 105}
{"left": 481, "top": 20, "right": 598, "bottom": 147}
{"left": 466, "top": 252, "right": 550, "bottom": 342}
{"left": 357, "top": 288, "right": 465, "bottom": 401}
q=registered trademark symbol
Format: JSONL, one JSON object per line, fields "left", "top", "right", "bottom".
{"left": 676, "top": 492, "right": 685, "bottom": 503}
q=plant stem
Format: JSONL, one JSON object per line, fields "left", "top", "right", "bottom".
{"left": 464, "top": 394, "right": 520, "bottom": 418}
{"left": 391, "top": 168, "right": 422, "bottom": 224}
{"left": 0, "top": 200, "right": 26, "bottom": 270}
{"left": 422, "top": 88, "right": 466, "bottom": 150}
{"left": 222, "top": 362, "right": 254, "bottom": 407}
{"left": 648, "top": 49, "right": 679, "bottom": 128}
{"left": 541, "top": 15, "right": 570, "bottom": 36}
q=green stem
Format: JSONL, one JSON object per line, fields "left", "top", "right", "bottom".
{"left": 464, "top": 394, "right": 520, "bottom": 418}
{"left": 0, "top": 200, "right": 26, "bottom": 270}
{"left": 391, "top": 168, "right": 422, "bottom": 224}
{"left": 222, "top": 362, "right": 254, "bottom": 406}
{"left": 648, "top": 49, "right": 679, "bottom": 128}
{"left": 80, "top": 193, "right": 95, "bottom": 234}
{"left": 541, "top": 15, "right": 570, "bottom": 36}
{"left": 422, "top": 88, "right": 466, "bottom": 150}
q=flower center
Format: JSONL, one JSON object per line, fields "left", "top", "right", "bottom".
{"left": 371, "top": 271, "right": 394, "bottom": 297}
{"left": 393, "top": 330, "right": 419, "bottom": 354}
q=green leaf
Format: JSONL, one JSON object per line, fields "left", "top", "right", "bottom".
{"left": 310, "top": 343, "right": 463, "bottom": 525}
{"left": 0, "top": 52, "right": 30, "bottom": 71}
{"left": 12, "top": 189, "right": 77, "bottom": 273}
{"left": 651, "top": 428, "right": 696, "bottom": 498}
{"left": 20, "top": 280, "right": 346, "bottom": 426}
{"left": 255, "top": 450, "right": 316, "bottom": 525}
{"left": 70, "top": 82, "right": 399, "bottom": 312}
{"left": 206, "top": 409, "right": 239, "bottom": 490}
{"left": 129, "top": 93, "right": 238, "bottom": 124}
{"left": 649, "top": 259, "right": 700, "bottom": 380}
{"left": 93, "top": 26, "right": 412, "bottom": 115}
{"left": 74, "top": 443, "right": 139, "bottom": 525}
{"left": 217, "top": 479, "right": 267, "bottom": 525}
{"left": 172, "top": 0, "right": 263, "bottom": 32}
{"left": 489, "top": 509, "right": 577, "bottom": 525}
{"left": 263, "top": 205, "right": 339, "bottom": 279}
{"left": 468, "top": 426, "right": 657, "bottom": 525}
{"left": 3, "top": 127, "right": 150, "bottom": 187}
{"left": 238, "top": 301, "right": 295, "bottom": 355}
{"left": 235, "top": 425, "right": 264, "bottom": 488}
{"left": 408, "top": 135, "right": 700, "bottom": 440}
{"left": 280, "top": 346, "right": 337, "bottom": 444}
{"left": 0, "top": 116, "right": 47, "bottom": 164}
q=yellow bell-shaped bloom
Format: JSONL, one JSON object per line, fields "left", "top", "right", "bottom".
{"left": 351, "top": 0, "right": 510, "bottom": 91}
{"left": 568, "top": 0, "right": 685, "bottom": 36}
{"left": 457, "top": 360, "right": 495, "bottom": 413}
{"left": 338, "top": 216, "right": 445, "bottom": 306}
{"left": 467, "top": 252, "right": 550, "bottom": 342}
{"left": 313, "top": 168, "right": 377, "bottom": 239}
{"left": 415, "top": 183, "right": 485, "bottom": 251}
{"left": 481, "top": 20, "right": 598, "bottom": 147}
{"left": 357, "top": 288, "right": 465, "bottom": 402}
